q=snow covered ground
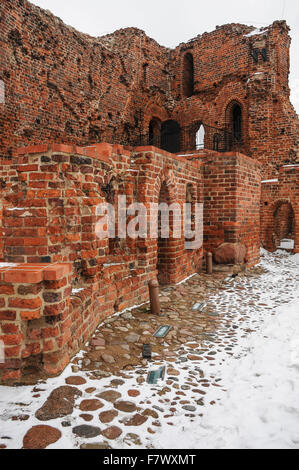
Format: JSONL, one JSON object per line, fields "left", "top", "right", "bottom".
{"left": 0, "top": 249, "right": 298, "bottom": 449}
{"left": 156, "top": 251, "right": 299, "bottom": 449}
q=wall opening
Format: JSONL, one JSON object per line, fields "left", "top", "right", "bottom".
{"left": 185, "top": 183, "right": 196, "bottom": 248}
{"left": 196, "top": 124, "right": 205, "bottom": 149}
{"left": 183, "top": 53, "right": 194, "bottom": 98}
{"left": 149, "top": 118, "right": 161, "bottom": 148}
{"left": 232, "top": 104, "right": 242, "bottom": 141}
{"left": 213, "top": 133, "right": 221, "bottom": 151}
{"left": 157, "top": 181, "right": 172, "bottom": 285}
{"left": 226, "top": 101, "right": 243, "bottom": 150}
{"left": 161, "top": 120, "right": 181, "bottom": 154}
{"left": 273, "top": 202, "right": 295, "bottom": 250}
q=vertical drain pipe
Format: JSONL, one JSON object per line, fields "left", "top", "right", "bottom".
{"left": 148, "top": 279, "right": 161, "bottom": 315}
{"left": 206, "top": 252, "right": 213, "bottom": 275}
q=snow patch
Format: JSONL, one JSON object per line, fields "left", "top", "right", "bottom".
{"left": 245, "top": 28, "right": 269, "bottom": 38}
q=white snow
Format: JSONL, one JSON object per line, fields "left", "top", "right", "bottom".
{"left": 0, "top": 250, "right": 298, "bottom": 449}
{"left": 278, "top": 239, "right": 294, "bottom": 250}
{"left": 0, "top": 263, "right": 18, "bottom": 269}
{"left": 245, "top": 28, "right": 269, "bottom": 38}
{"left": 71, "top": 288, "right": 84, "bottom": 294}
{"left": 262, "top": 179, "right": 278, "bottom": 184}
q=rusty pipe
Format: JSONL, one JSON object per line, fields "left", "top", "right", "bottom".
{"left": 206, "top": 252, "right": 213, "bottom": 275}
{"left": 148, "top": 279, "right": 161, "bottom": 315}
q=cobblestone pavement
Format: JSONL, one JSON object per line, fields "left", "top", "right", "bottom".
{"left": 0, "top": 250, "right": 298, "bottom": 449}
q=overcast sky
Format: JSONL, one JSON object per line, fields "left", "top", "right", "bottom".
{"left": 30, "top": 0, "right": 299, "bottom": 113}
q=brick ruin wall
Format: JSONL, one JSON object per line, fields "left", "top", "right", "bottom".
{"left": 261, "top": 165, "right": 299, "bottom": 253}
{"left": 0, "top": 143, "right": 261, "bottom": 384}
{"left": 0, "top": 0, "right": 298, "bottom": 180}
{"left": 0, "top": 0, "right": 297, "bottom": 383}
{"left": 203, "top": 152, "right": 261, "bottom": 266}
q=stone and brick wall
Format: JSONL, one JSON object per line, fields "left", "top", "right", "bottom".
{"left": 0, "top": 0, "right": 298, "bottom": 183}
{"left": 202, "top": 152, "right": 261, "bottom": 267}
{"left": 261, "top": 165, "right": 299, "bottom": 252}
{"left": 0, "top": 142, "right": 261, "bottom": 384}
{"left": 0, "top": 143, "right": 205, "bottom": 383}
{"left": 0, "top": 262, "right": 72, "bottom": 383}
{"left": 1, "top": 0, "right": 289, "bottom": 385}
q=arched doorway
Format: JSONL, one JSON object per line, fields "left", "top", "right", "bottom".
{"left": 273, "top": 202, "right": 295, "bottom": 250}
{"left": 161, "top": 120, "right": 181, "bottom": 154}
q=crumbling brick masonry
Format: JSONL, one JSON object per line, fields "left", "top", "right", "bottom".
{"left": 0, "top": 0, "right": 298, "bottom": 383}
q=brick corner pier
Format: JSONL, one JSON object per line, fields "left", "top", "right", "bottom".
{"left": 0, "top": 263, "right": 72, "bottom": 383}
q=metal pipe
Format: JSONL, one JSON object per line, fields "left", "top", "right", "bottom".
{"left": 206, "top": 252, "right": 213, "bottom": 275}
{"left": 148, "top": 279, "right": 161, "bottom": 315}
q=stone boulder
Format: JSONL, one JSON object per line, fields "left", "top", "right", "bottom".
{"left": 213, "top": 243, "right": 247, "bottom": 265}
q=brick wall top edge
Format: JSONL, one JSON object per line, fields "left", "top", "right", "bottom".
{"left": 0, "top": 263, "right": 72, "bottom": 284}
{"left": 14, "top": 143, "right": 125, "bottom": 162}
{"left": 17, "top": 0, "right": 290, "bottom": 52}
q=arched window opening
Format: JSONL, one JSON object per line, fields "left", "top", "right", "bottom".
{"left": 232, "top": 104, "right": 242, "bottom": 142}
{"left": 196, "top": 125, "right": 205, "bottom": 149}
{"left": 149, "top": 118, "right": 161, "bottom": 148}
{"left": 161, "top": 120, "right": 181, "bottom": 154}
{"left": 183, "top": 53, "right": 194, "bottom": 98}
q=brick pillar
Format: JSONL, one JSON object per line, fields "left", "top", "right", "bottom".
{"left": 0, "top": 262, "right": 72, "bottom": 384}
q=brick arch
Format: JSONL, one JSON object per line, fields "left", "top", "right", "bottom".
{"left": 153, "top": 166, "right": 177, "bottom": 204}
{"left": 264, "top": 198, "right": 296, "bottom": 251}
{"left": 154, "top": 170, "right": 179, "bottom": 285}
{"left": 224, "top": 98, "right": 247, "bottom": 151}
{"left": 143, "top": 101, "right": 168, "bottom": 131}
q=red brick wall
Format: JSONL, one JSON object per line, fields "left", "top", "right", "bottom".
{"left": 0, "top": 0, "right": 297, "bottom": 184}
{"left": 261, "top": 166, "right": 299, "bottom": 252}
{"left": 203, "top": 152, "right": 261, "bottom": 267}
{"left": 0, "top": 263, "right": 72, "bottom": 383}
{"left": 0, "top": 143, "right": 205, "bottom": 383}
{"left": 0, "top": 143, "right": 262, "bottom": 383}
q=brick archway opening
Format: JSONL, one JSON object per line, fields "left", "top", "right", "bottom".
{"left": 225, "top": 100, "right": 243, "bottom": 150}
{"left": 161, "top": 120, "right": 181, "bottom": 154}
{"left": 273, "top": 201, "right": 295, "bottom": 250}
{"left": 157, "top": 181, "right": 173, "bottom": 285}
{"left": 265, "top": 200, "right": 296, "bottom": 252}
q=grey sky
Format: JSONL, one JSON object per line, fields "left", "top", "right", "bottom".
{"left": 30, "top": 0, "right": 299, "bottom": 113}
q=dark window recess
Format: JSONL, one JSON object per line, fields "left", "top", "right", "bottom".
{"left": 251, "top": 49, "right": 259, "bottom": 63}
{"left": 148, "top": 118, "right": 161, "bottom": 147}
{"left": 161, "top": 120, "right": 181, "bottom": 153}
{"left": 251, "top": 48, "right": 267, "bottom": 63}
{"left": 183, "top": 53, "right": 194, "bottom": 97}
{"left": 261, "top": 48, "right": 267, "bottom": 62}
{"left": 213, "top": 134, "right": 221, "bottom": 151}
{"left": 143, "top": 63, "right": 149, "bottom": 83}
{"left": 232, "top": 105, "right": 242, "bottom": 141}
